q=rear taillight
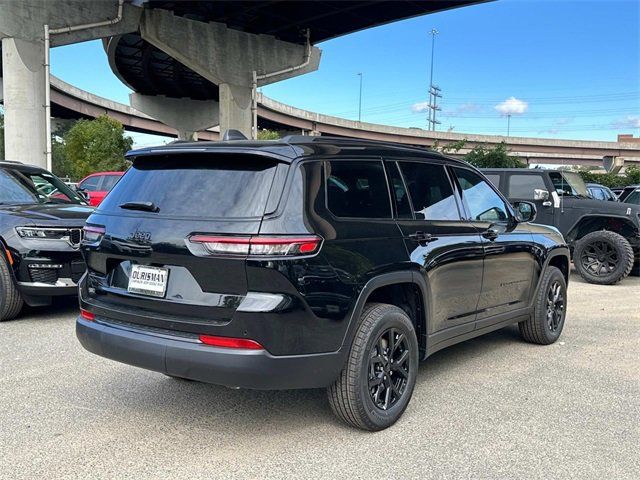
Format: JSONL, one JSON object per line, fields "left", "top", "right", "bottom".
{"left": 83, "top": 225, "right": 105, "bottom": 243}
{"left": 187, "top": 235, "right": 322, "bottom": 257}
{"left": 198, "top": 334, "right": 264, "bottom": 350}
{"left": 80, "top": 309, "right": 95, "bottom": 321}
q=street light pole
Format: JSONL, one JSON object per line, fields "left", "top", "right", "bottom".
{"left": 357, "top": 72, "right": 363, "bottom": 122}
{"left": 428, "top": 28, "right": 439, "bottom": 130}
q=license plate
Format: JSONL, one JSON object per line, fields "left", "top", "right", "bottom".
{"left": 128, "top": 264, "right": 168, "bottom": 298}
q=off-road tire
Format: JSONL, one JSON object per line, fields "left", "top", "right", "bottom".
{"left": 327, "top": 303, "right": 419, "bottom": 431}
{"left": 0, "top": 253, "right": 24, "bottom": 321}
{"left": 519, "top": 266, "right": 566, "bottom": 345}
{"left": 573, "top": 230, "right": 634, "bottom": 285}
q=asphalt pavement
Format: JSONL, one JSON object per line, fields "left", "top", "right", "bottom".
{"left": 1, "top": 272, "right": 639, "bottom": 479}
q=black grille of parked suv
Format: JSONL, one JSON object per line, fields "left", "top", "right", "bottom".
{"left": 76, "top": 135, "right": 571, "bottom": 431}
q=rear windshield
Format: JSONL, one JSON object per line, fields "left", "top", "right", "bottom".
{"left": 99, "top": 154, "right": 282, "bottom": 218}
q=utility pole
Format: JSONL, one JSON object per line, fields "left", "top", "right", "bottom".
{"left": 507, "top": 114, "right": 511, "bottom": 137}
{"left": 357, "top": 72, "right": 363, "bottom": 122}
{"left": 427, "top": 29, "right": 442, "bottom": 131}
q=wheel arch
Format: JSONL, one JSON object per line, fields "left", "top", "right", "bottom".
{"left": 565, "top": 214, "right": 637, "bottom": 244}
{"left": 341, "top": 271, "right": 430, "bottom": 358}
{"left": 532, "top": 248, "right": 570, "bottom": 303}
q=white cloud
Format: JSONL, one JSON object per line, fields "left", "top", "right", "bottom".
{"left": 494, "top": 96, "right": 528, "bottom": 116}
{"left": 611, "top": 115, "right": 640, "bottom": 129}
{"left": 411, "top": 101, "right": 430, "bottom": 113}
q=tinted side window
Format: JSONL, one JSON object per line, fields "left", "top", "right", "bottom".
{"left": 624, "top": 190, "right": 640, "bottom": 204}
{"left": 590, "top": 187, "right": 605, "bottom": 200}
{"left": 386, "top": 162, "right": 412, "bottom": 219}
{"left": 484, "top": 174, "right": 501, "bottom": 189}
{"left": 398, "top": 162, "right": 460, "bottom": 220}
{"left": 80, "top": 176, "right": 100, "bottom": 191}
{"left": 454, "top": 168, "right": 509, "bottom": 222}
{"left": 102, "top": 175, "right": 120, "bottom": 191}
{"left": 326, "top": 160, "right": 391, "bottom": 219}
{"left": 508, "top": 174, "right": 547, "bottom": 199}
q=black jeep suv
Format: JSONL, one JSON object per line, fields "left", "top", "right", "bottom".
{"left": 483, "top": 169, "right": 640, "bottom": 284}
{"left": 77, "top": 137, "right": 569, "bottom": 430}
{"left": 0, "top": 161, "right": 92, "bottom": 320}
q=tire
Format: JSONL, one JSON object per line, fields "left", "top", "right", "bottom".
{"left": 0, "top": 253, "right": 24, "bottom": 321}
{"left": 519, "top": 266, "right": 566, "bottom": 345}
{"left": 573, "top": 230, "right": 634, "bottom": 285}
{"left": 327, "top": 303, "right": 419, "bottom": 431}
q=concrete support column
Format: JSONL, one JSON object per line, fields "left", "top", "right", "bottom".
{"left": 139, "top": 8, "right": 321, "bottom": 140}
{"left": 219, "top": 83, "right": 252, "bottom": 139}
{"left": 130, "top": 93, "right": 219, "bottom": 141}
{"left": 1, "top": 37, "right": 46, "bottom": 167}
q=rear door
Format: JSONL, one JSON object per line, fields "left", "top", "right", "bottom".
{"left": 83, "top": 153, "right": 287, "bottom": 333}
{"left": 451, "top": 167, "right": 536, "bottom": 323}
{"left": 389, "top": 159, "right": 484, "bottom": 339}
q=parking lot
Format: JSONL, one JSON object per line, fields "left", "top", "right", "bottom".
{"left": 0, "top": 272, "right": 638, "bottom": 480}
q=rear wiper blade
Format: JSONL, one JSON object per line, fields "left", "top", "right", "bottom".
{"left": 119, "top": 201, "right": 159, "bottom": 213}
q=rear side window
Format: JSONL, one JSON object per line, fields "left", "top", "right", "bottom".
{"left": 326, "top": 160, "right": 391, "bottom": 218}
{"left": 99, "top": 154, "right": 282, "bottom": 218}
{"left": 80, "top": 176, "right": 100, "bottom": 191}
{"left": 508, "top": 174, "right": 547, "bottom": 199}
{"left": 386, "top": 162, "right": 413, "bottom": 219}
{"left": 484, "top": 174, "right": 501, "bottom": 189}
{"left": 398, "top": 162, "right": 460, "bottom": 221}
{"left": 102, "top": 175, "right": 120, "bottom": 191}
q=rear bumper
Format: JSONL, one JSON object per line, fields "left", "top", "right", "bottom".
{"left": 76, "top": 317, "right": 345, "bottom": 390}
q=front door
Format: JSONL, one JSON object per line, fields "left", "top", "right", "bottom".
{"left": 387, "top": 159, "right": 484, "bottom": 339}
{"left": 452, "top": 167, "right": 537, "bottom": 324}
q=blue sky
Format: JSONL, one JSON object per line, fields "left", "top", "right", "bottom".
{"left": 51, "top": 0, "right": 639, "bottom": 145}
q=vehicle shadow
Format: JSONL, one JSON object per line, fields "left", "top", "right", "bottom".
{"left": 17, "top": 296, "right": 78, "bottom": 322}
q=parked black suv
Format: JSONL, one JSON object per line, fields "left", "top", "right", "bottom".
{"left": 0, "top": 161, "right": 92, "bottom": 320}
{"left": 77, "top": 137, "right": 570, "bottom": 430}
{"left": 483, "top": 169, "right": 640, "bottom": 284}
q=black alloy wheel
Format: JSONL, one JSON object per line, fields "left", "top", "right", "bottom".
{"left": 573, "top": 230, "right": 634, "bottom": 285}
{"left": 328, "top": 303, "right": 419, "bottom": 431}
{"left": 579, "top": 240, "right": 618, "bottom": 278}
{"left": 368, "top": 327, "right": 411, "bottom": 411}
{"left": 545, "top": 280, "right": 565, "bottom": 333}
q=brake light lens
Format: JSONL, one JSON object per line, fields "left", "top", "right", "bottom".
{"left": 80, "top": 309, "right": 95, "bottom": 321}
{"left": 83, "top": 225, "right": 106, "bottom": 243}
{"left": 188, "top": 235, "right": 322, "bottom": 257}
{"left": 198, "top": 335, "right": 264, "bottom": 350}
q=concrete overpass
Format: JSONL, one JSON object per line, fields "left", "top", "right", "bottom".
{"left": 2, "top": 0, "right": 638, "bottom": 169}
{"left": 1, "top": 0, "right": 486, "bottom": 168}
{"left": 5, "top": 74, "right": 636, "bottom": 168}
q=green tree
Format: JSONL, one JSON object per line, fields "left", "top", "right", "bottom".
{"left": 257, "top": 129, "right": 280, "bottom": 140}
{"left": 464, "top": 142, "right": 526, "bottom": 168}
{"left": 63, "top": 115, "right": 133, "bottom": 180}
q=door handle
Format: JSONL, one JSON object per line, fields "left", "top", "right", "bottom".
{"left": 482, "top": 227, "right": 499, "bottom": 241}
{"left": 408, "top": 231, "right": 438, "bottom": 245}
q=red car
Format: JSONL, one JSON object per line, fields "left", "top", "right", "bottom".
{"left": 78, "top": 172, "right": 124, "bottom": 206}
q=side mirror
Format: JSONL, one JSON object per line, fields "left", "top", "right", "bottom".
{"left": 513, "top": 201, "right": 537, "bottom": 223}
{"left": 533, "top": 189, "right": 549, "bottom": 201}
{"left": 76, "top": 188, "right": 90, "bottom": 202}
